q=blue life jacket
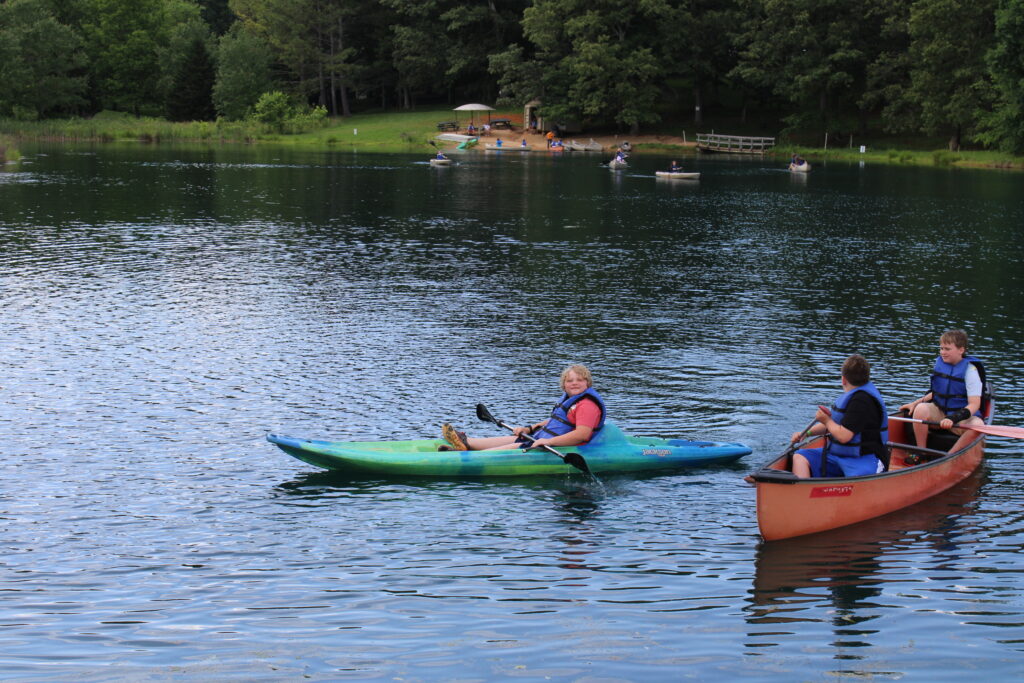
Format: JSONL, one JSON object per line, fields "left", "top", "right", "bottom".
{"left": 826, "top": 381, "right": 888, "bottom": 459}
{"left": 535, "top": 388, "right": 606, "bottom": 439}
{"left": 930, "top": 355, "right": 986, "bottom": 416}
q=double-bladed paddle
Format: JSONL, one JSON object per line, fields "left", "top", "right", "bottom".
{"left": 475, "top": 403, "right": 591, "bottom": 474}
{"left": 889, "top": 416, "right": 1024, "bottom": 439}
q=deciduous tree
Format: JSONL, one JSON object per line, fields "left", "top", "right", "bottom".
{"left": 0, "top": 0, "right": 86, "bottom": 119}
{"left": 213, "top": 22, "right": 276, "bottom": 119}
{"left": 976, "top": 0, "right": 1024, "bottom": 154}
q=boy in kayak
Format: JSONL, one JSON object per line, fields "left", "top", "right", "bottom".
{"left": 441, "top": 364, "right": 605, "bottom": 451}
{"left": 898, "top": 329, "right": 987, "bottom": 453}
{"left": 790, "top": 354, "right": 889, "bottom": 478}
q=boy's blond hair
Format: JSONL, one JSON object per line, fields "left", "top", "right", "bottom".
{"left": 560, "top": 364, "right": 593, "bottom": 390}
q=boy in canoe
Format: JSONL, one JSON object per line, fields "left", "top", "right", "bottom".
{"left": 441, "top": 364, "right": 605, "bottom": 451}
{"left": 899, "top": 329, "right": 987, "bottom": 453}
{"left": 790, "top": 354, "right": 889, "bottom": 478}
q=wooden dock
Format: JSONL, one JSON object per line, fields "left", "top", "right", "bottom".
{"left": 696, "top": 133, "right": 775, "bottom": 155}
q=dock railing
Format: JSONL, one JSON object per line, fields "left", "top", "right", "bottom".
{"left": 695, "top": 133, "right": 775, "bottom": 154}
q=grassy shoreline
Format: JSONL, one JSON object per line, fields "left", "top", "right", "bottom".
{"left": 2, "top": 109, "right": 1021, "bottom": 170}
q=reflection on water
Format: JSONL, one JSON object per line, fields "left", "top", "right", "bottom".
{"left": 1, "top": 144, "right": 1023, "bottom": 680}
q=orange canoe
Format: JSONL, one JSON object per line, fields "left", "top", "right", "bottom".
{"left": 750, "top": 400, "right": 993, "bottom": 541}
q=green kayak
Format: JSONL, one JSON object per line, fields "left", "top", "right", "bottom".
{"left": 267, "top": 423, "right": 751, "bottom": 477}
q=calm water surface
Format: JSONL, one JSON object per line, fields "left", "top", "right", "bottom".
{"left": 1, "top": 144, "right": 1023, "bottom": 680}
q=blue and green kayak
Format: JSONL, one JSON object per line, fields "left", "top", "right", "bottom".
{"left": 267, "top": 423, "right": 750, "bottom": 476}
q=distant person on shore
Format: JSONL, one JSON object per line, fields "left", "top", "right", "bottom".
{"left": 546, "top": 130, "right": 554, "bottom": 148}
{"left": 899, "top": 329, "right": 987, "bottom": 453}
{"left": 520, "top": 138, "right": 528, "bottom": 148}
{"left": 789, "top": 354, "right": 889, "bottom": 478}
{"left": 495, "top": 137, "right": 503, "bottom": 147}
{"left": 440, "top": 365, "right": 605, "bottom": 452}
{"left": 467, "top": 123, "right": 477, "bottom": 135}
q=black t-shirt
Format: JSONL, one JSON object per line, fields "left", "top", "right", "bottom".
{"left": 839, "top": 391, "right": 887, "bottom": 460}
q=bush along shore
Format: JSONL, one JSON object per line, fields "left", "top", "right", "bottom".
{"left": 2, "top": 110, "right": 1021, "bottom": 171}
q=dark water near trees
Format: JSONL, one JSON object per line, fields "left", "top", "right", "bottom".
{"left": 2, "top": 144, "right": 1023, "bottom": 680}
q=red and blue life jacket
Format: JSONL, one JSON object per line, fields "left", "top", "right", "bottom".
{"left": 534, "top": 388, "right": 606, "bottom": 439}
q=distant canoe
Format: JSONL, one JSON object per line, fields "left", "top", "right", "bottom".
{"left": 435, "top": 133, "right": 474, "bottom": 143}
{"left": 429, "top": 158, "right": 451, "bottom": 166}
{"left": 569, "top": 138, "right": 603, "bottom": 152}
{"left": 608, "top": 158, "right": 628, "bottom": 169}
{"left": 656, "top": 171, "right": 700, "bottom": 180}
{"left": 789, "top": 161, "right": 811, "bottom": 172}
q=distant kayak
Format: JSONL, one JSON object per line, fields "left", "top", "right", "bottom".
{"left": 789, "top": 161, "right": 810, "bottom": 172}
{"left": 608, "top": 158, "right": 628, "bottom": 169}
{"left": 268, "top": 423, "right": 750, "bottom": 477}
{"left": 656, "top": 171, "right": 700, "bottom": 180}
{"left": 429, "top": 158, "right": 451, "bottom": 166}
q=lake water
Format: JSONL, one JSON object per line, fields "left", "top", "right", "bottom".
{"left": 1, "top": 143, "right": 1023, "bottom": 680}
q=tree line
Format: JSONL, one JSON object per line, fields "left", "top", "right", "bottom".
{"left": 1, "top": 0, "right": 1022, "bottom": 153}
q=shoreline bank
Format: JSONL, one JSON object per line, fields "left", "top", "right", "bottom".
{"left": 3, "top": 111, "right": 1021, "bottom": 171}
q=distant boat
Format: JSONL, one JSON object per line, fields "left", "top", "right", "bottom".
{"left": 429, "top": 157, "right": 451, "bottom": 166}
{"left": 569, "top": 138, "right": 603, "bottom": 152}
{"left": 608, "top": 158, "right": 628, "bottom": 169}
{"left": 435, "top": 133, "right": 475, "bottom": 143}
{"left": 457, "top": 137, "right": 479, "bottom": 150}
{"left": 789, "top": 161, "right": 811, "bottom": 173}
{"left": 656, "top": 171, "right": 700, "bottom": 180}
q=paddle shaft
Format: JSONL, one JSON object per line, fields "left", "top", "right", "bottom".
{"left": 475, "top": 403, "right": 591, "bottom": 474}
{"left": 889, "top": 415, "right": 1024, "bottom": 439}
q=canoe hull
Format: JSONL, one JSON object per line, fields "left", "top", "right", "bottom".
{"left": 429, "top": 158, "right": 451, "bottom": 166}
{"left": 656, "top": 171, "right": 700, "bottom": 179}
{"left": 568, "top": 139, "right": 603, "bottom": 152}
{"left": 608, "top": 159, "right": 628, "bottom": 169}
{"left": 788, "top": 162, "right": 810, "bottom": 172}
{"left": 268, "top": 423, "right": 750, "bottom": 477}
{"left": 752, "top": 402, "right": 992, "bottom": 541}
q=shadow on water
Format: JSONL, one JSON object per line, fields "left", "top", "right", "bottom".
{"left": 271, "top": 467, "right": 607, "bottom": 498}
{"left": 271, "top": 460, "right": 744, "bottom": 500}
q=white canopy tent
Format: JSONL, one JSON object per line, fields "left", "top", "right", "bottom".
{"left": 453, "top": 103, "right": 495, "bottom": 127}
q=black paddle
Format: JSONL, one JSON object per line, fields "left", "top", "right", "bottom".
{"left": 744, "top": 417, "right": 820, "bottom": 484}
{"left": 475, "top": 403, "right": 591, "bottom": 474}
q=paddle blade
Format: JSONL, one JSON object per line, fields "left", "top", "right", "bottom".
{"left": 475, "top": 403, "right": 498, "bottom": 425}
{"left": 971, "top": 423, "right": 1024, "bottom": 439}
{"left": 563, "top": 452, "right": 591, "bottom": 474}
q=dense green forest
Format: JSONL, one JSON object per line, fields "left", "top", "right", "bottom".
{"left": 1, "top": 0, "right": 1022, "bottom": 153}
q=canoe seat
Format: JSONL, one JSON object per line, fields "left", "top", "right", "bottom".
{"left": 925, "top": 430, "right": 958, "bottom": 453}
